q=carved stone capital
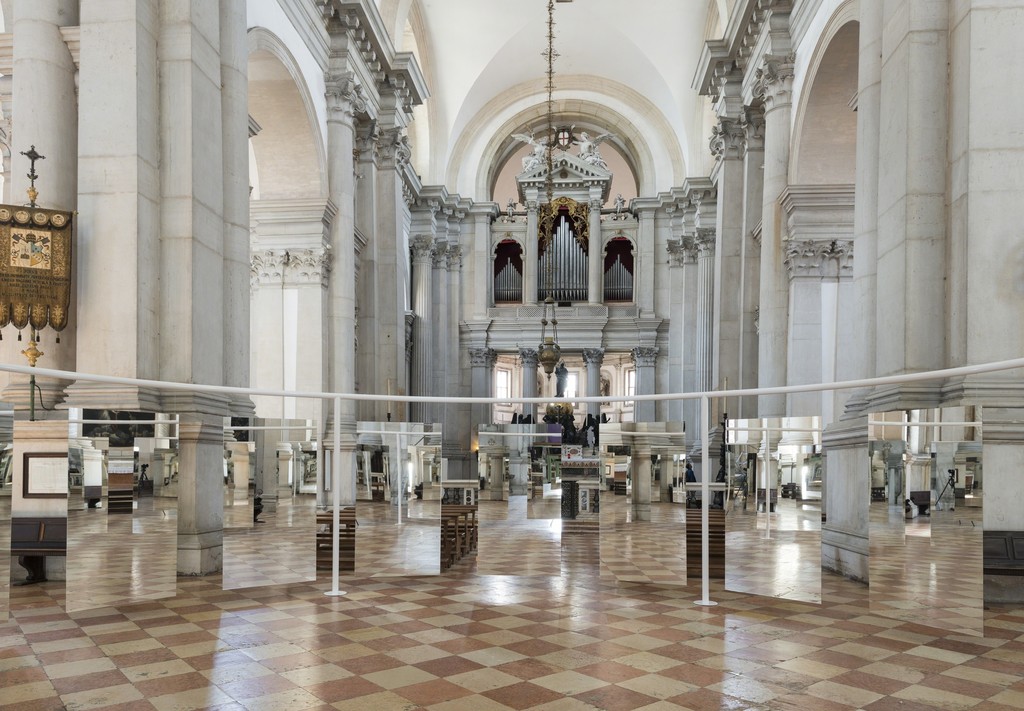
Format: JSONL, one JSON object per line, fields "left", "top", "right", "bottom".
{"left": 251, "top": 248, "right": 331, "bottom": 287}
{"left": 666, "top": 238, "right": 687, "bottom": 267}
{"left": 753, "top": 54, "right": 796, "bottom": 110}
{"left": 411, "top": 235, "right": 434, "bottom": 262}
{"left": 447, "top": 244, "right": 463, "bottom": 270}
{"left": 582, "top": 348, "right": 605, "bottom": 366}
{"left": 739, "top": 107, "right": 765, "bottom": 153}
{"left": 631, "top": 346, "right": 659, "bottom": 368}
{"left": 784, "top": 239, "right": 853, "bottom": 279}
{"left": 379, "top": 127, "right": 412, "bottom": 169}
{"left": 709, "top": 115, "right": 745, "bottom": 161}
{"left": 519, "top": 347, "right": 539, "bottom": 368}
{"left": 695, "top": 229, "right": 716, "bottom": 258}
{"left": 355, "top": 123, "right": 380, "bottom": 163}
{"left": 682, "top": 236, "right": 699, "bottom": 265}
{"left": 469, "top": 347, "right": 497, "bottom": 368}
{"left": 431, "top": 242, "right": 449, "bottom": 268}
{"left": 325, "top": 73, "right": 367, "bottom": 123}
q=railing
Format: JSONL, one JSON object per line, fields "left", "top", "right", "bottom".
{"left": 2, "top": 355, "right": 1024, "bottom": 605}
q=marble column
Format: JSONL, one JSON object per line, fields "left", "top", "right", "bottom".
{"left": 754, "top": 54, "right": 796, "bottom": 416}
{"left": 3, "top": 0, "right": 78, "bottom": 407}
{"left": 277, "top": 442, "right": 294, "bottom": 499}
{"left": 520, "top": 348, "right": 539, "bottom": 423}
{"left": 636, "top": 206, "right": 656, "bottom": 315}
{"left": 409, "top": 235, "right": 434, "bottom": 424}
{"left": 220, "top": 0, "right": 251, "bottom": 415}
{"left": 177, "top": 419, "right": 225, "bottom": 575}
{"left": 583, "top": 348, "right": 604, "bottom": 421}
{"left": 524, "top": 197, "right": 539, "bottom": 304}
{"left": 679, "top": 239, "right": 700, "bottom": 442}
{"left": 469, "top": 347, "right": 497, "bottom": 431}
{"left": 430, "top": 240, "right": 449, "bottom": 427}
{"left": 324, "top": 69, "right": 364, "bottom": 509}
{"left": 694, "top": 230, "right": 716, "bottom": 393}
{"left": 588, "top": 198, "right": 603, "bottom": 303}
{"left": 632, "top": 347, "right": 658, "bottom": 423}
{"left": 711, "top": 114, "right": 746, "bottom": 412}
{"left": 632, "top": 438, "right": 652, "bottom": 522}
{"left": 354, "top": 124, "right": 380, "bottom": 423}
{"left": 444, "top": 245, "right": 471, "bottom": 480}
{"left": 666, "top": 234, "right": 686, "bottom": 423}
{"left": 252, "top": 428, "right": 277, "bottom": 514}
{"left": 867, "top": 0, "right": 947, "bottom": 408}
{"left": 739, "top": 108, "right": 765, "bottom": 419}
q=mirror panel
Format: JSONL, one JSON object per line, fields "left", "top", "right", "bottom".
{"left": 355, "top": 422, "right": 440, "bottom": 577}
{"left": 0, "top": 403, "right": 12, "bottom": 621}
{"left": 725, "top": 416, "right": 822, "bottom": 603}
{"left": 65, "top": 410, "right": 178, "bottom": 613}
{"left": 599, "top": 422, "right": 687, "bottom": 586}
{"left": 868, "top": 408, "right": 984, "bottom": 636}
{"left": 223, "top": 418, "right": 317, "bottom": 589}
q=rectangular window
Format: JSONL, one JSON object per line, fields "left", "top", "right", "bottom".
{"left": 565, "top": 373, "right": 578, "bottom": 399}
{"left": 626, "top": 369, "right": 636, "bottom": 397}
{"left": 495, "top": 369, "right": 511, "bottom": 400}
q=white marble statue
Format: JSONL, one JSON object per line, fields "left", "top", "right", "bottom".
{"left": 573, "top": 131, "right": 614, "bottom": 169}
{"left": 512, "top": 132, "right": 549, "bottom": 172}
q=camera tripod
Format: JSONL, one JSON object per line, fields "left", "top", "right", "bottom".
{"left": 935, "top": 469, "right": 957, "bottom": 511}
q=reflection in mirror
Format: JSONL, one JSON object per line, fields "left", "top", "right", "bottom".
{"left": 599, "top": 422, "right": 687, "bottom": 585}
{"left": 0, "top": 402, "right": 11, "bottom": 620}
{"left": 868, "top": 408, "right": 983, "bottom": 635}
{"left": 223, "top": 418, "right": 318, "bottom": 589}
{"left": 65, "top": 410, "right": 178, "bottom": 613}
{"left": 725, "top": 416, "right": 822, "bottom": 603}
{"left": 354, "top": 422, "right": 440, "bottom": 577}
{"left": 476, "top": 424, "right": 563, "bottom": 576}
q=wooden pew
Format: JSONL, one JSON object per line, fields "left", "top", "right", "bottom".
{"left": 316, "top": 508, "right": 356, "bottom": 572}
{"left": 11, "top": 517, "right": 67, "bottom": 584}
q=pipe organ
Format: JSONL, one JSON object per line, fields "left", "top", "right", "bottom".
{"left": 494, "top": 261, "right": 522, "bottom": 303}
{"left": 539, "top": 216, "right": 588, "bottom": 302}
{"left": 603, "top": 254, "right": 633, "bottom": 302}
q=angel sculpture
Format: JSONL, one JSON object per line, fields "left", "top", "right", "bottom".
{"left": 512, "top": 132, "right": 550, "bottom": 173}
{"left": 573, "top": 131, "right": 614, "bottom": 170}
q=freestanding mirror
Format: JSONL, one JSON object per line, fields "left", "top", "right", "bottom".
{"left": 599, "top": 422, "right": 687, "bottom": 586}
{"left": 725, "top": 416, "right": 822, "bottom": 603}
{"left": 868, "top": 408, "right": 984, "bottom": 636}
{"left": 0, "top": 403, "right": 12, "bottom": 620}
{"left": 222, "top": 418, "right": 318, "bottom": 590}
{"left": 355, "top": 422, "right": 440, "bottom": 577}
{"left": 65, "top": 410, "right": 178, "bottom": 613}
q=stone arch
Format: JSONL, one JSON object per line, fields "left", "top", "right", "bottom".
{"left": 790, "top": 2, "right": 860, "bottom": 184}
{"left": 450, "top": 78, "right": 684, "bottom": 200}
{"left": 247, "top": 27, "right": 327, "bottom": 199}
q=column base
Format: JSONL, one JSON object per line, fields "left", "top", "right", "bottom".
{"left": 177, "top": 531, "right": 223, "bottom": 576}
{"left": 63, "top": 381, "right": 164, "bottom": 412}
{"left": 632, "top": 502, "right": 651, "bottom": 521}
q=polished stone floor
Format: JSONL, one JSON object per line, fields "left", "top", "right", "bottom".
{"left": 3, "top": 495, "right": 1024, "bottom": 710}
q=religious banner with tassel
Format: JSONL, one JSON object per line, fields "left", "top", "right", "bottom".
{"left": 0, "top": 146, "right": 73, "bottom": 349}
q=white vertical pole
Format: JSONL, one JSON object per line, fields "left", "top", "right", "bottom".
{"left": 325, "top": 396, "right": 346, "bottom": 597}
{"left": 695, "top": 394, "right": 717, "bottom": 606}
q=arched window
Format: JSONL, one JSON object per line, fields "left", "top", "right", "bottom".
{"left": 493, "top": 239, "right": 523, "bottom": 303}
{"left": 603, "top": 237, "right": 634, "bottom": 302}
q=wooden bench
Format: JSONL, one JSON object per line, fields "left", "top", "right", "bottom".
{"left": 685, "top": 508, "right": 725, "bottom": 579}
{"left": 441, "top": 505, "right": 478, "bottom": 571}
{"left": 316, "top": 508, "right": 356, "bottom": 572}
{"left": 984, "top": 531, "right": 1024, "bottom": 576}
{"left": 10, "top": 517, "right": 67, "bottom": 584}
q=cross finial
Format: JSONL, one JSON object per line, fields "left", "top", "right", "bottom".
{"left": 20, "top": 145, "right": 45, "bottom": 207}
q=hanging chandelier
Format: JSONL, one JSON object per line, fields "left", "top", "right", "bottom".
{"left": 537, "top": 0, "right": 561, "bottom": 379}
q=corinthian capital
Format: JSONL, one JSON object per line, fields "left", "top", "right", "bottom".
{"left": 582, "top": 348, "right": 605, "bottom": 366}
{"left": 631, "top": 346, "right": 659, "bottom": 368}
{"left": 380, "top": 127, "right": 412, "bottom": 169}
{"left": 519, "top": 347, "right": 539, "bottom": 367}
{"left": 784, "top": 239, "right": 853, "bottom": 279}
{"left": 411, "top": 235, "right": 434, "bottom": 261}
{"left": 753, "top": 54, "right": 796, "bottom": 110}
{"left": 709, "top": 115, "right": 745, "bottom": 161}
{"left": 694, "top": 229, "right": 716, "bottom": 258}
{"left": 469, "top": 347, "right": 497, "bottom": 368}
{"left": 325, "top": 73, "right": 367, "bottom": 121}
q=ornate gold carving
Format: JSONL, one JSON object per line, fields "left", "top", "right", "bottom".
{"left": 538, "top": 195, "right": 589, "bottom": 255}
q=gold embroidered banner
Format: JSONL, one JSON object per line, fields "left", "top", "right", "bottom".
{"left": 0, "top": 206, "right": 73, "bottom": 332}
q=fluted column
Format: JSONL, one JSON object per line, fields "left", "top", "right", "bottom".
{"left": 430, "top": 240, "right": 449, "bottom": 426}
{"left": 739, "top": 108, "right": 764, "bottom": 419}
{"left": 666, "top": 235, "right": 686, "bottom": 423}
{"left": 632, "top": 347, "right": 658, "bottom": 423}
{"left": 410, "top": 235, "right": 434, "bottom": 423}
{"left": 754, "top": 54, "right": 796, "bottom": 416}
{"left": 520, "top": 348, "right": 539, "bottom": 422}
{"left": 469, "top": 346, "right": 497, "bottom": 437}
{"left": 583, "top": 348, "right": 604, "bottom": 420}
{"left": 324, "top": 69, "right": 364, "bottom": 510}
{"left": 694, "top": 230, "right": 716, "bottom": 393}
{"left": 524, "top": 197, "right": 539, "bottom": 304}
{"left": 3, "top": 0, "right": 78, "bottom": 406}
{"left": 588, "top": 198, "right": 603, "bottom": 303}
